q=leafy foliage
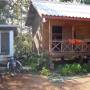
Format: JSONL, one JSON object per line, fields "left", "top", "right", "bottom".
{"left": 22, "top": 53, "right": 53, "bottom": 72}
{"left": 14, "top": 33, "right": 32, "bottom": 58}
{"left": 58, "top": 63, "right": 90, "bottom": 76}
{"left": 59, "top": 0, "right": 71, "bottom": 2}
{"left": 0, "top": 0, "right": 30, "bottom": 32}
{"left": 40, "top": 67, "right": 51, "bottom": 76}
{"left": 83, "top": 0, "right": 90, "bottom": 4}
{"left": 82, "top": 64, "right": 90, "bottom": 73}
{"left": 8, "top": 0, "right": 30, "bottom": 32}
{"left": 59, "top": 0, "right": 90, "bottom": 4}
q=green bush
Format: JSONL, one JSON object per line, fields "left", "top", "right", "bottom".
{"left": 15, "top": 33, "right": 32, "bottom": 58}
{"left": 22, "top": 54, "right": 40, "bottom": 71}
{"left": 40, "top": 67, "right": 51, "bottom": 76}
{"left": 22, "top": 53, "right": 53, "bottom": 72}
{"left": 70, "top": 63, "right": 82, "bottom": 74}
{"left": 59, "top": 63, "right": 90, "bottom": 76}
{"left": 59, "top": 64, "right": 76, "bottom": 76}
{"left": 82, "top": 64, "right": 90, "bottom": 73}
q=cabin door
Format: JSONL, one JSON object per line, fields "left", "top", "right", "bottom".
{"left": 52, "top": 26, "right": 62, "bottom": 52}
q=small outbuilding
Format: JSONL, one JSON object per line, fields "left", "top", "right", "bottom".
{"left": 0, "top": 24, "right": 17, "bottom": 63}
{"left": 26, "top": 0, "right": 90, "bottom": 60}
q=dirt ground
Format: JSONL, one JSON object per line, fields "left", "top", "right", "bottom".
{"left": 0, "top": 74, "right": 90, "bottom": 90}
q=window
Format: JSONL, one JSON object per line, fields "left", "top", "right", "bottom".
{"left": 52, "top": 26, "right": 62, "bottom": 40}
{"left": 0, "top": 32, "right": 9, "bottom": 55}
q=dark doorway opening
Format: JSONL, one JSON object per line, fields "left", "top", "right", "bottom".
{"left": 52, "top": 26, "right": 62, "bottom": 52}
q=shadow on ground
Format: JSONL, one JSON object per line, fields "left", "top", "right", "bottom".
{"left": 0, "top": 74, "right": 90, "bottom": 90}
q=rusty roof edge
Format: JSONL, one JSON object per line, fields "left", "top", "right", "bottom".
{"left": 42, "top": 14, "right": 90, "bottom": 22}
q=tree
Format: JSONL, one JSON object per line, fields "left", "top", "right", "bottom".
{"left": 81, "top": 0, "right": 90, "bottom": 4}
{"left": 0, "top": 0, "right": 9, "bottom": 24}
{"left": 5, "top": 0, "right": 33, "bottom": 57}
{"left": 0, "top": 0, "right": 33, "bottom": 58}
{"left": 59, "top": 0, "right": 90, "bottom": 4}
{"left": 14, "top": 33, "right": 32, "bottom": 58}
{"left": 59, "top": 0, "right": 72, "bottom": 2}
{"left": 0, "top": 0, "right": 30, "bottom": 32}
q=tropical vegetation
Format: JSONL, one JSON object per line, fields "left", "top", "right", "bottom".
{"left": 0, "top": 0, "right": 90, "bottom": 77}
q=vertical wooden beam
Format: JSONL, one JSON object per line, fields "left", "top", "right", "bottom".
{"left": 0, "top": 32, "right": 1, "bottom": 54}
{"left": 72, "top": 25, "right": 75, "bottom": 51}
{"left": 41, "top": 19, "right": 43, "bottom": 53}
{"left": 49, "top": 20, "right": 51, "bottom": 53}
{"left": 72, "top": 25, "right": 75, "bottom": 39}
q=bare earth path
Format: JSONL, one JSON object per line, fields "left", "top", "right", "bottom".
{"left": 0, "top": 74, "right": 90, "bottom": 90}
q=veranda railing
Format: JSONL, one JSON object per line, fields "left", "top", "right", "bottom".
{"left": 51, "top": 39, "right": 88, "bottom": 53}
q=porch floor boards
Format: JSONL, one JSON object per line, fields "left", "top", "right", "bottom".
{"left": 50, "top": 52, "right": 90, "bottom": 61}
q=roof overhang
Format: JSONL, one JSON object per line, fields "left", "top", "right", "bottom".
{"left": 26, "top": 1, "right": 90, "bottom": 26}
{"left": 42, "top": 15, "right": 90, "bottom": 22}
{"left": 0, "top": 25, "right": 17, "bottom": 31}
{"left": 33, "top": 1, "right": 90, "bottom": 21}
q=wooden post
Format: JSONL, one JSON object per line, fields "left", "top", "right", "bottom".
{"left": 49, "top": 20, "right": 51, "bottom": 53}
{"left": 72, "top": 25, "right": 75, "bottom": 39}
{"left": 72, "top": 25, "right": 75, "bottom": 51}
{"left": 0, "top": 32, "right": 1, "bottom": 54}
{"left": 41, "top": 18, "right": 44, "bottom": 53}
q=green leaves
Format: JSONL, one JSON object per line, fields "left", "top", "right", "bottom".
{"left": 40, "top": 67, "right": 51, "bottom": 76}
{"left": 83, "top": 0, "right": 90, "bottom": 4}
{"left": 59, "top": 63, "right": 90, "bottom": 76}
{"left": 14, "top": 33, "right": 32, "bottom": 57}
{"left": 59, "top": 0, "right": 71, "bottom": 2}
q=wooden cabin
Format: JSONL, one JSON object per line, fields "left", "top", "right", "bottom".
{"left": 26, "top": 1, "right": 90, "bottom": 61}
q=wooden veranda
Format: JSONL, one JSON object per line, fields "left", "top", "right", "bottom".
{"left": 47, "top": 19, "right": 90, "bottom": 60}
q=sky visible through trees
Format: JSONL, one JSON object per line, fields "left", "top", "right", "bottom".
{"left": 0, "top": 0, "right": 30, "bottom": 33}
